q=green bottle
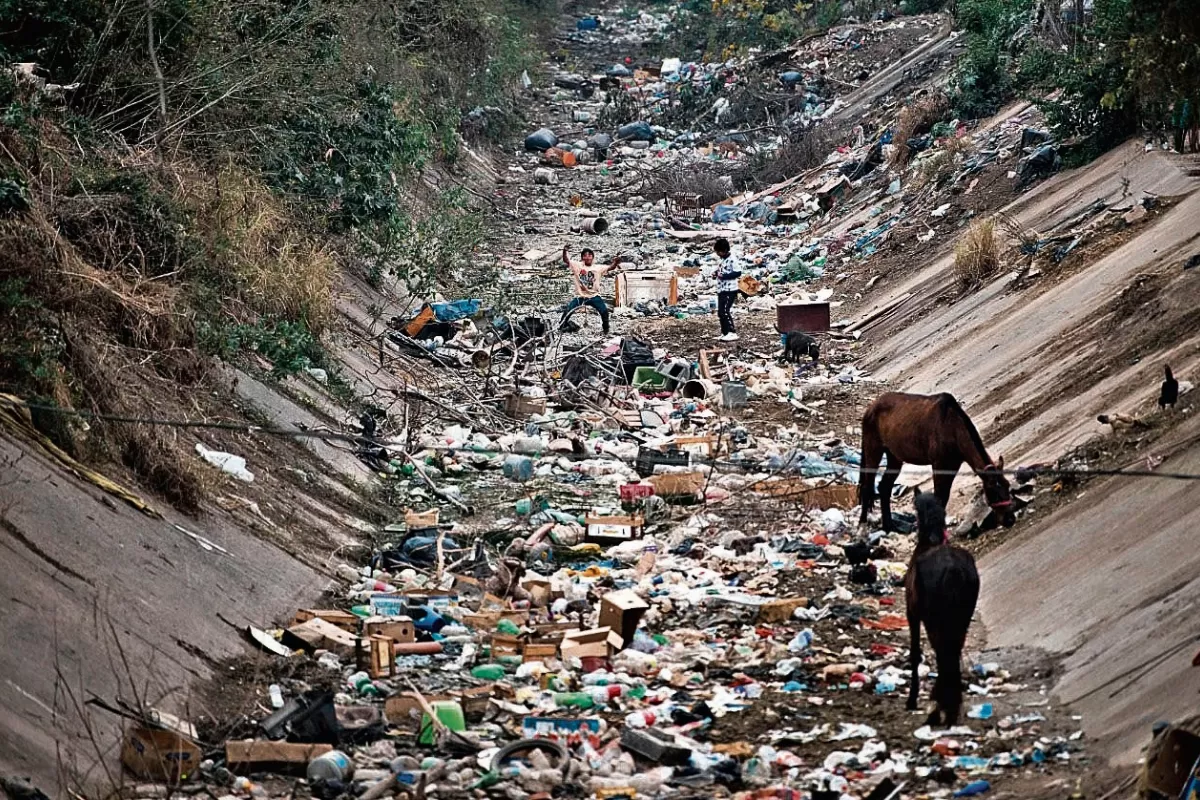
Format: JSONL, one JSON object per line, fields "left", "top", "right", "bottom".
{"left": 553, "top": 692, "right": 595, "bottom": 710}
{"left": 471, "top": 664, "right": 506, "bottom": 681}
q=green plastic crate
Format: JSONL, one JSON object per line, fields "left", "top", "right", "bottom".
{"left": 631, "top": 366, "right": 670, "bottom": 390}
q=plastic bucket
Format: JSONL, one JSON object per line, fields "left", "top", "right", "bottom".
{"left": 681, "top": 379, "right": 717, "bottom": 399}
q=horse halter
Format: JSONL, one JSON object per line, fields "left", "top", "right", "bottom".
{"left": 983, "top": 463, "right": 1013, "bottom": 511}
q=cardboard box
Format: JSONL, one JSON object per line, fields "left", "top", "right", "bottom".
{"left": 647, "top": 471, "right": 704, "bottom": 498}
{"left": 404, "top": 508, "right": 439, "bottom": 529}
{"left": 385, "top": 685, "right": 495, "bottom": 727}
{"left": 521, "top": 577, "right": 552, "bottom": 608}
{"left": 366, "top": 634, "right": 395, "bottom": 678}
{"left": 225, "top": 740, "right": 332, "bottom": 768}
{"left": 363, "top": 615, "right": 415, "bottom": 643}
{"left": 753, "top": 480, "right": 858, "bottom": 509}
{"left": 522, "top": 642, "right": 560, "bottom": 663}
{"left": 585, "top": 514, "right": 644, "bottom": 544}
{"left": 599, "top": 590, "right": 650, "bottom": 648}
{"left": 614, "top": 272, "right": 678, "bottom": 307}
{"left": 369, "top": 591, "right": 457, "bottom": 617}
{"left": 282, "top": 617, "right": 358, "bottom": 656}
{"left": 560, "top": 627, "right": 623, "bottom": 660}
{"left": 292, "top": 608, "right": 359, "bottom": 633}
{"left": 757, "top": 597, "right": 809, "bottom": 623}
{"left": 673, "top": 435, "right": 717, "bottom": 456}
{"left": 504, "top": 393, "right": 548, "bottom": 418}
{"left": 121, "top": 724, "right": 202, "bottom": 783}
{"left": 490, "top": 634, "right": 523, "bottom": 659}
{"left": 460, "top": 609, "right": 529, "bottom": 631}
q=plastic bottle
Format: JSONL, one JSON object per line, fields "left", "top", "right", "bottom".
{"left": 307, "top": 750, "right": 355, "bottom": 784}
{"left": 347, "top": 671, "right": 381, "bottom": 697}
{"left": 625, "top": 709, "right": 657, "bottom": 728}
{"left": 268, "top": 684, "right": 284, "bottom": 709}
{"left": 553, "top": 692, "right": 595, "bottom": 710}
{"left": 471, "top": 664, "right": 506, "bottom": 681}
{"left": 968, "top": 702, "right": 994, "bottom": 720}
{"left": 953, "top": 780, "right": 991, "bottom": 797}
{"left": 787, "top": 629, "right": 814, "bottom": 653}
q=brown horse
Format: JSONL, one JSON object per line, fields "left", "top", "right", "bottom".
{"left": 905, "top": 492, "right": 979, "bottom": 725}
{"left": 859, "top": 392, "right": 1015, "bottom": 532}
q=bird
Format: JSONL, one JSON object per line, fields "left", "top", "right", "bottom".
{"left": 1160, "top": 365, "right": 1179, "bottom": 409}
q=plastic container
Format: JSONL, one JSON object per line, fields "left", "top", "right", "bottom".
{"left": 307, "top": 750, "right": 354, "bottom": 784}
{"left": 553, "top": 692, "right": 595, "bottom": 710}
{"left": 635, "top": 446, "right": 689, "bottom": 477}
{"left": 348, "top": 671, "right": 381, "bottom": 698}
{"left": 418, "top": 701, "right": 465, "bottom": 745}
{"left": 631, "top": 366, "right": 670, "bottom": 390}
{"left": 720, "top": 380, "right": 748, "bottom": 408}
{"left": 503, "top": 455, "right": 534, "bottom": 482}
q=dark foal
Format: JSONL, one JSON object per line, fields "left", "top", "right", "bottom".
{"left": 859, "top": 392, "right": 1016, "bottom": 532}
{"left": 905, "top": 492, "right": 980, "bottom": 725}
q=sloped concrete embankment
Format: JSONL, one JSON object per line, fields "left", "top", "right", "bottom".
{"left": 857, "top": 138, "right": 1200, "bottom": 761}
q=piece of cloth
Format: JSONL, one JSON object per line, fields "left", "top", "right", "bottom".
{"left": 569, "top": 260, "right": 610, "bottom": 299}
{"left": 717, "top": 290, "right": 737, "bottom": 335}
{"left": 716, "top": 255, "right": 741, "bottom": 293}
{"left": 563, "top": 295, "right": 610, "bottom": 333}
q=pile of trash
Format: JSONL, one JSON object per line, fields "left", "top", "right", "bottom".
{"left": 126, "top": 433, "right": 1085, "bottom": 799}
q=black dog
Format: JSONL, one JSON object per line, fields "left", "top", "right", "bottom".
{"left": 782, "top": 331, "right": 820, "bottom": 364}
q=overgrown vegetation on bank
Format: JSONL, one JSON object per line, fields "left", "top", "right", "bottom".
{"left": 0, "top": 0, "right": 552, "bottom": 508}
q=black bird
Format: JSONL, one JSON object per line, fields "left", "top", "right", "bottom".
{"left": 1160, "top": 365, "right": 1179, "bottom": 409}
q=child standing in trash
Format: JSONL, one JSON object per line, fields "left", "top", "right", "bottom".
{"left": 562, "top": 246, "right": 619, "bottom": 335}
{"left": 714, "top": 237, "right": 740, "bottom": 342}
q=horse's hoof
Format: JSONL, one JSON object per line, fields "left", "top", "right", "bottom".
{"left": 905, "top": 698, "right": 918, "bottom": 711}
{"left": 924, "top": 709, "right": 944, "bottom": 727}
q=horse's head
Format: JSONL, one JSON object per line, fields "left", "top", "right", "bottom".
{"left": 914, "top": 491, "right": 947, "bottom": 548}
{"left": 980, "top": 456, "right": 1015, "bottom": 527}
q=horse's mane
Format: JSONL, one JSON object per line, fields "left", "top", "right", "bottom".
{"left": 938, "top": 394, "right": 990, "bottom": 463}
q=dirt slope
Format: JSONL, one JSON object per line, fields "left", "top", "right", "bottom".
{"left": 0, "top": 436, "right": 327, "bottom": 789}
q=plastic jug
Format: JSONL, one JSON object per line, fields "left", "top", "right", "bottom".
{"left": 307, "top": 750, "right": 354, "bottom": 784}
{"left": 418, "top": 701, "right": 465, "bottom": 745}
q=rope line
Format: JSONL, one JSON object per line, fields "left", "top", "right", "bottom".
{"left": 3, "top": 397, "right": 1198, "bottom": 481}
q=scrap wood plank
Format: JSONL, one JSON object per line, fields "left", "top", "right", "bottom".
{"left": 843, "top": 292, "right": 913, "bottom": 334}
{"left": 226, "top": 741, "right": 332, "bottom": 765}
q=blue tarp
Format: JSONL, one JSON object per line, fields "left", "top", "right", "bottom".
{"left": 430, "top": 300, "right": 482, "bottom": 321}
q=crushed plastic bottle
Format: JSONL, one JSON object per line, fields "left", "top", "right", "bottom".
{"left": 787, "top": 629, "right": 814, "bottom": 653}
{"left": 954, "top": 780, "right": 992, "bottom": 797}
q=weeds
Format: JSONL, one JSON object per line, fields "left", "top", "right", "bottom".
{"left": 954, "top": 217, "right": 1001, "bottom": 289}
{"left": 890, "top": 94, "right": 950, "bottom": 167}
